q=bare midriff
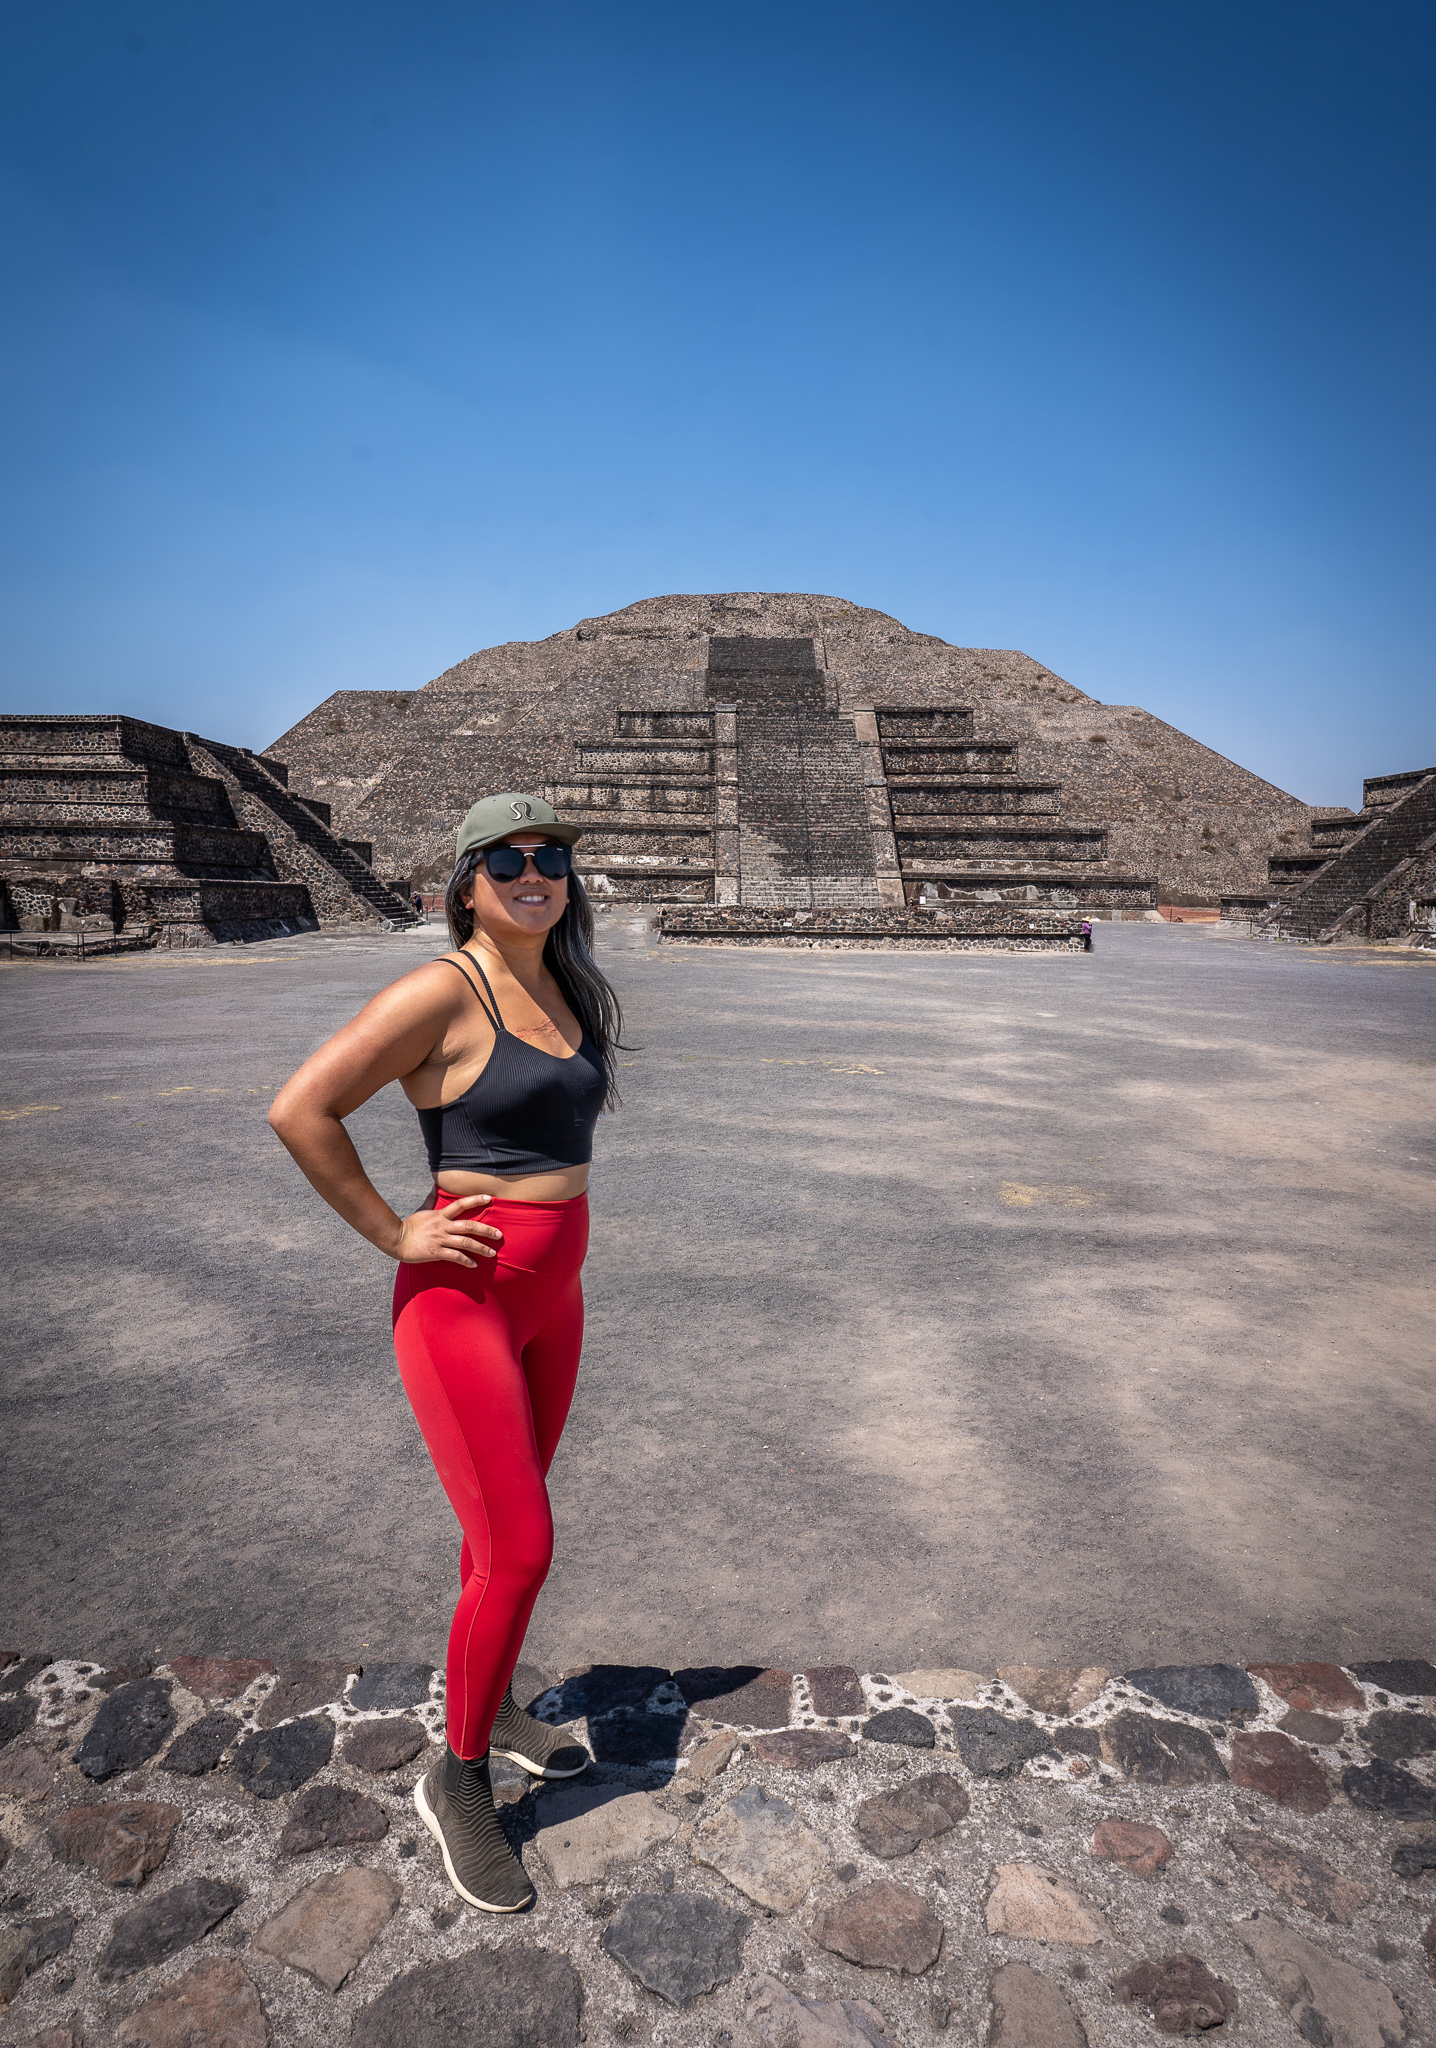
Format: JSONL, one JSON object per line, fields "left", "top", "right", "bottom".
{"left": 435, "top": 1164, "right": 590, "bottom": 1203}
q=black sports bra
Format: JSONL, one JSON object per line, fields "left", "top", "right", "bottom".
{"left": 417, "top": 954, "right": 605, "bottom": 1177}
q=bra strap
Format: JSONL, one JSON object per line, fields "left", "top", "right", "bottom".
{"left": 438, "top": 954, "right": 503, "bottom": 1034}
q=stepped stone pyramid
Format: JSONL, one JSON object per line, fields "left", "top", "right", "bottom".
{"left": 0, "top": 715, "right": 417, "bottom": 946}
{"left": 268, "top": 594, "right": 1317, "bottom": 926}
{"left": 1224, "top": 765, "right": 1436, "bottom": 945}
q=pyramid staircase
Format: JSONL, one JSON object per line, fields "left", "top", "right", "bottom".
{"left": 0, "top": 715, "right": 417, "bottom": 948}
{"left": 1241, "top": 766, "right": 1436, "bottom": 943}
{"left": 546, "top": 637, "right": 1155, "bottom": 946}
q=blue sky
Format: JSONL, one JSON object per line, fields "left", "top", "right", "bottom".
{"left": 2, "top": 0, "right": 1431, "bottom": 807}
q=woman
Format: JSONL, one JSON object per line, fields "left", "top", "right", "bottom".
{"left": 268, "top": 791, "right": 623, "bottom": 1913}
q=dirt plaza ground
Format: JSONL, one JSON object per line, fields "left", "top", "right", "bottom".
{"left": 1, "top": 919, "right": 1433, "bottom": 1678}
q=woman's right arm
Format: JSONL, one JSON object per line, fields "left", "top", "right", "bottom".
{"left": 267, "top": 966, "right": 501, "bottom": 1269}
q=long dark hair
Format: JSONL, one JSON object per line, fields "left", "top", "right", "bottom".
{"left": 444, "top": 852, "right": 628, "bottom": 1108}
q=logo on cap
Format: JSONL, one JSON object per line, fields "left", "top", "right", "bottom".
{"left": 510, "top": 800, "right": 533, "bottom": 819}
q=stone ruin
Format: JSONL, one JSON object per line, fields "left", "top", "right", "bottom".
{"left": 265, "top": 592, "right": 1314, "bottom": 947}
{"left": 0, "top": 717, "right": 416, "bottom": 950}
{"left": 6, "top": 594, "right": 1428, "bottom": 950}
{"left": 1223, "top": 766, "right": 1436, "bottom": 947}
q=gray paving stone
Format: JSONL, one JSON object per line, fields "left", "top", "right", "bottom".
{"left": 1113, "top": 1953, "right": 1237, "bottom": 2032}
{"left": 679, "top": 1667, "right": 794, "bottom": 1729}
{"left": 1123, "top": 1664, "right": 1258, "bottom": 1718}
{"left": 693, "top": 1784, "right": 830, "bottom": 1911}
{"left": 277, "top": 1783, "right": 390, "bottom": 1856}
{"left": 231, "top": 1714, "right": 334, "bottom": 1799}
{"left": 985, "top": 1865, "right": 1108, "bottom": 1944}
{"left": 1348, "top": 1659, "right": 1436, "bottom": 1696}
{"left": 255, "top": 1659, "right": 355, "bottom": 1728}
{"left": 753, "top": 1728, "right": 854, "bottom": 1768}
{"left": 1226, "top": 1828, "right": 1370, "bottom": 1924}
{"left": 1363, "top": 1710, "right": 1436, "bottom": 1759}
{"left": 0, "top": 1694, "right": 38, "bottom": 1747}
{"left": 946, "top": 1706, "right": 1052, "bottom": 1777}
{"left": 345, "top": 1714, "right": 429, "bottom": 1774}
{"left": 812, "top": 1880, "right": 943, "bottom": 1974}
{"left": 553, "top": 1664, "right": 669, "bottom": 1719}
{"left": 352, "top": 1943, "right": 583, "bottom": 2047}
{"left": 48, "top": 1798, "right": 180, "bottom": 1886}
{"left": 1342, "top": 1759, "right": 1436, "bottom": 1820}
{"left": 348, "top": 1662, "right": 433, "bottom": 1712}
{"left": 854, "top": 1774, "right": 969, "bottom": 1859}
{"left": 0, "top": 1741, "right": 54, "bottom": 1802}
{"left": 114, "top": 1955, "right": 269, "bottom": 2047}
{"left": 97, "top": 1875, "right": 242, "bottom": 1980}
{"left": 805, "top": 1667, "right": 865, "bottom": 1717}
{"left": 862, "top": 1708, "right": 935, "bottom": 1750}
{"left": 1100, "top": 1711, "right": 1227, "bottom": 1786}
{"left": 987, "top": 1962, "right": 1089, "bottom": 2048}
{"left": 74, "top": 1678, "right": 176, "bottom": 1781}
{"left": 532, "top": 1782, "right": 679, "bottom": 1887}
{"left": 21, "top": 1911, "right": 77, "bottom": 1971}
{"left": 1391, "top": 1837, "right": 1436, "bottom": 1880}
{"left": 1241, "top": 1916, "right": 1406, "bottom": 2048}
{"left": 0, "top": 1656, "right": 51, "bottom": 1694}
{"left": 0, "top": 1926, "right": 29, "bottom": 2003}
{"left": 160, "top": 1709, "right": 240, "bottom": 1777}
{"left": 1279, "top": 1709, "right": 1345, "bottom": 1745}
{"left": 746, "top": 1970, "right": 888, "bottom": 2048}
{"left": 590, "top": 1708, "right": 691, "bottom": 1764}
{"left": 254, "top": 1865, "right": 402, "bottom": 1992}
{"left": 602, "top": 1890, "right": 750, "bottom": 2006}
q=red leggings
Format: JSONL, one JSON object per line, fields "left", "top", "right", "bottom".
{"left": 392, "top": 1190, "right": 587, "bottom": 1758}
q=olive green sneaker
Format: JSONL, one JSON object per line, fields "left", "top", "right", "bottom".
{"left": 414, "top": 1745, "right": 535, "bottom": 1912}
{"left": 490, "top": 1683, "right": 591, "bottom": 1779}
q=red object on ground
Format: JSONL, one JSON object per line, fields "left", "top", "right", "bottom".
{"left": 392, "top": 1191, "right": 588, "bottom": 1758}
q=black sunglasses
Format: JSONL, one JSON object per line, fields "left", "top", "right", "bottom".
{"left": 479, "top": 841, "right": 572, "bottom": 882}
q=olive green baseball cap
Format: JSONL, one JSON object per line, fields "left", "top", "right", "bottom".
{"left": 455, "top": 791, "right": 584, "bottom": 860}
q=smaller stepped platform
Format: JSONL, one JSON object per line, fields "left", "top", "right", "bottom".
{"left": 657, "top": 905, "right": 1089, "bottom": 950}
{"left": 0, "top": 714, "right": 418, "bottom": 948}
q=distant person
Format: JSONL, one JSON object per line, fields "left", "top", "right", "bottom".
{"left": 269, "top": 793, "right": 624, "bottom": 1912}
{"left": 411, "top": 890, "right": 425, "bottom": 920}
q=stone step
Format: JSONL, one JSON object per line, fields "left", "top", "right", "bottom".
{"left": 2, "top": 873, "right": 316, "bottom": 944}
{"left": 902, "top": 869, "right": 1156, "bottom": 908}
{"left": 1364, "top": 767, "right": 1436, "bottom": 809}
{"left": 1268, "top": 854, "right": 1329, "bottom": 879}
{"left": 0, "top": 714, "right": 190, "bottom": 766}
{"left": 615, "top": 710, "right": 715, "bottom": 739}
{"left": 892, "top": 789, "right": 1062, "bottom": 818}
{"left": 572, "top": 820, "right": 714, "bottom": 857}
{"left": 658, "top": 904, "right": 1087, "bottom": 949}
{"left": 553, "top": 781, "right": 716, "bottom": 816}
{"left": 882, "top": 741, "right": 1020, "bottom": 774}
{"left": 576, "top": 743, "right": 714, "bottom": 776}
{"left": 1268, "top": 769, "right": 1436, "bottom": 938}
{"left": 0, "top": 819, "right": 275, "bottom": 873}
{"left": 876, "top": 707, "right": 975, "bottom": 739}
{"left": 0, "top": 765, "right": 236, "bottom": 826}
{"left": 896, "top": 824, "right": 1107, "bottom": 861}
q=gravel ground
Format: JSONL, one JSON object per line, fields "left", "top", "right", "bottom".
{"left": 1, "top": 917, "right": 1433, "bottom": 1676}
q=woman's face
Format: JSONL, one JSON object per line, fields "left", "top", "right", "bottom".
{"left": 463, "top": 836, "right": 569, "bottom": 941}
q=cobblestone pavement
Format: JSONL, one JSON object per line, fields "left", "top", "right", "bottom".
{"left": 1, "top": 1651, "right": 1434, "bottom": 2046}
